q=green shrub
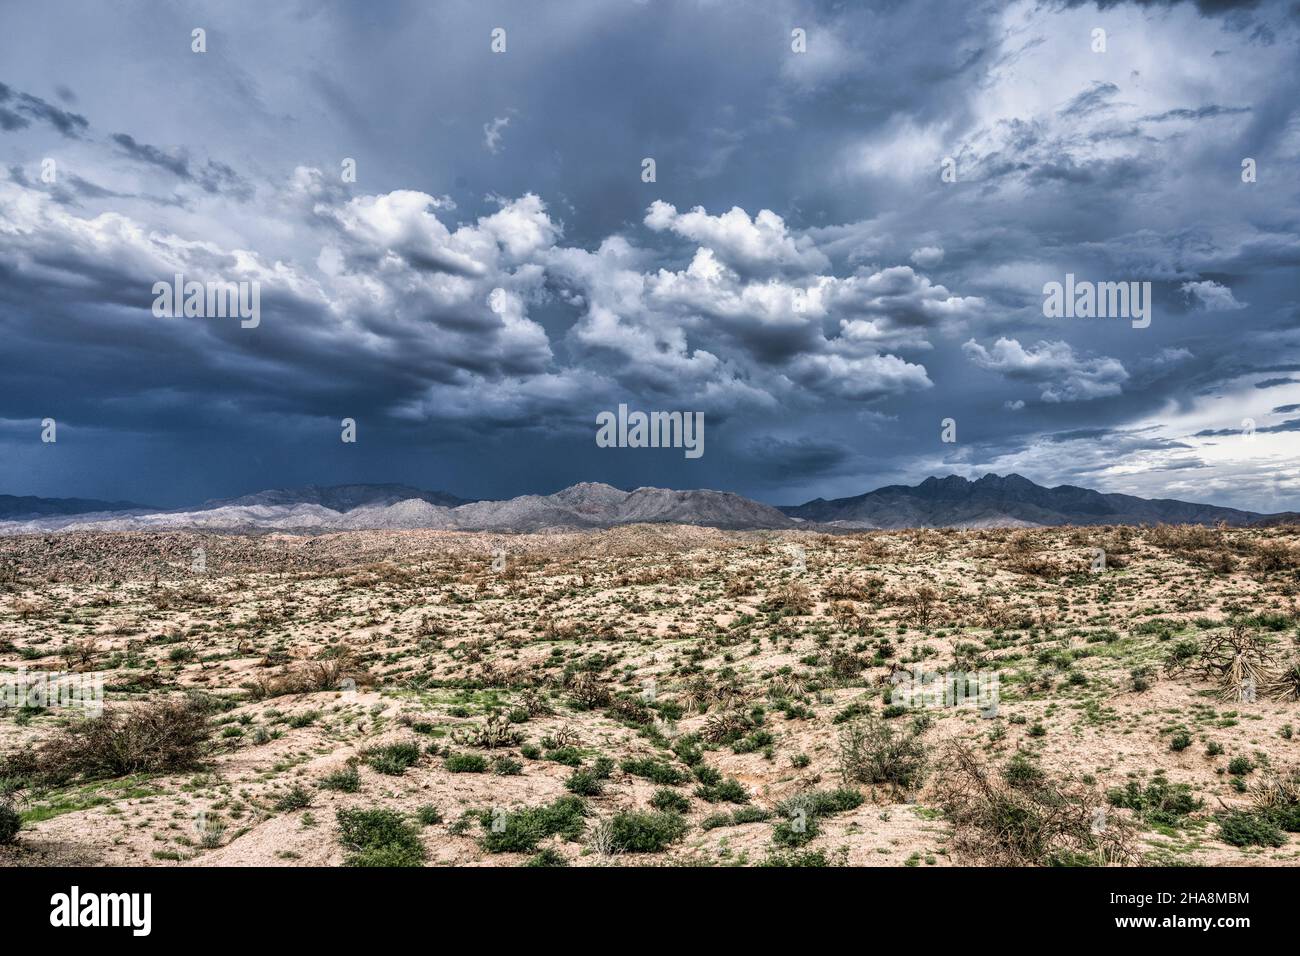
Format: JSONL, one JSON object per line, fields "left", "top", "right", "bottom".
{"left": 565, "top": 768, "right": 606, "bottom": 796}
{"left": 526, "top": 847, "right": 568, "bottom": 867}
{"left": 650, "top": 788, "right": 691, "bottom": 813}
{"left": 545, "top": 747, "right": 584, "bottom": 767}
{"left": 273, "top": 784, "right": 313, "bottom": 812}
{"left": 770, "top": 786, "right": 862, "bottom": 848}
{"left": 416, "top": 805, "right": 443, "bottom": 826}
{"left": 1003, "top": 752, "right": 1045, "bottom": 789}
{"left": 1218, "top": 811, "right": 1284, "bottom": 848}
{"left": 0, "top": 800, "right": 20, "bottom": 845}
{"left": 1170, "top": 731, "right": 1192, "bottom": 752}
{"left": 336, "top": 808, "right": 425, "bottom": 867}
{"left": 492, "top": 756, "right": 523, "bottom": 776}
{"left": 445, "top": 753, "right": 488, "bottom": 773}
{"left": 732, "top": 729, "right": 775, "bottom": 754}
{"left": 836, "top": 713, "right": 927, "bottom": 792}
{"left": 480, "top": 796, "right": 587, "bottom": 853}
{"left": 621, "top": 757, "right": 688, "bottom": 785}
{"left": 761, "top": 848, "right": 836, "bottom": 867}
{"left": 773, "top": 813, "right": 819, "bottom": 847}
{"left": 1228, "top": 756, "right": 1253, "bottom": 776}
{"left": 700, "top": 812, "right": 731, "bottom": 830}
{"left": 608, "top": 810, "right": 687, "bottom": 852}
{"left": 1106, "top": 776, "right": 1202, "bottom": 827}
{"left": 319, "top": 766, "right": 360, "bottom": 793}
{"left": 363, "top": 742, "right": 421, "bottom": 776}
{"left": 695, "top": 777, "right": 749, "bottom": 804}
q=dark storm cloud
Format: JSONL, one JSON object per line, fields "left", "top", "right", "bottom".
{"left": 110, "top": 132, "right": 251, "bottom": 198}
{"left": 1058, "top": 0, "right": 1263, "bottom": 14}
{"left": 1060, "top": 82, "right": 1121, "bottom": 119}
{"left": 0, "top": 81, "right": 89, "bottom": 136}
{"left": 0, "top": 0, "right": 1296, "bottom": 511}
{"left": 1140, "top": 105, "right": 1251, "bottom": 121}
{"left": 1196, "top": 417, "right": 1300, "bottom": 435}
{"left": 109, "top": 132, "right": 190, "bottom": 177}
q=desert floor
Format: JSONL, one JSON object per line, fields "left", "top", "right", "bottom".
{"left": 1, "top": 523, "right": 1299, "bottom": 867}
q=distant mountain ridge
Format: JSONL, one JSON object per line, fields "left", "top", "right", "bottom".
{"left": 0, "top": 481, "right": 795, "bottom": 533}
{"left": 0, "top": 475, "right": 1291, "bottom": 534}
{"left": 200, "top": 483, "right": 470, "bottom": 511}
{"left": 779, "top": 473, "right": 1270, "bottom": 529}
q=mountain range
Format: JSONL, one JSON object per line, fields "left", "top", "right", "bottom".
{"left": 0, "top": 474, "right": 1292, "bottom": 534}
{"left": 778, "top": 473, "right": 1288, "bottom": 529}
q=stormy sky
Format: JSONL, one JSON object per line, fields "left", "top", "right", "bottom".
{"left": 1, "top": 0, "right": 1297, "bottom": 511}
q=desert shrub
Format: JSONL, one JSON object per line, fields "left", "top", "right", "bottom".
{"left": 363, "top": 742, "right": 422, "bottom": 776}
{"left": 731, "top": 806, "right": 771, "bottom": 825}
{"left": 445, "top": 752, "right": 488, "bottom": 773}
{"left": 1004, "top": 752, "right": 1046, "bottom": 790}
{"left": 336, "top": 808, "right": 425, "bottom": 867}
{"left": 836, "top": 712, "right": 927, "bottom": 793}
{"left": 244, "top": 649, "right": 373, "bottom": 700}
{"left": 566, "top": 673, "right": 612, "bottom": 710}
{"left": 701, "top": 806, "right": 770, "bottom": 830}
{"left": 897, "top": 584, "right": 942, "bottom": 625}
{"left": 480, "top": 811, "right": 545, "bottom": 853}
{"left": 416, "top": 805, "right": 443, "bottom": 826}
{"left": 769, "top": 787, "right": 864, "bottom": 848}
{"left": 285, "top": 710, "right": 319, "bottom": 729}
{"left": 319, "top": 765, "right": 361, "bottom": 793}
{"left": 761, "top": 581, "right": 813, "bottom": 616}
{"left": 798, "top": 787, "right": 865, "bottom": 816}
{"left": 1107, "top": 776, "right": 1202, "bottom": 827}
{"left": 934, "top": 744, "right": 1138, "bottom": 866}
{"left": 701, "top": 709, "right": 755, "bottom": 744}
{"left": 35, "top": 698, "right": 214, "bottom": 785}
{"left": 1249, "top": 540, "right": 1300, "bottom": 574}
{"left": 725, "top": 576, "right": 757, "bottom": 597}
{"left": 565, "top": 768, "right": 606, "bottom": 796}
{"left": 1163, "top": 640, "right": 1200, "bottom": 673}
{"left": 731, "top": 728, "right": 775, "bottom": 755}
{"left": 607, "top": 695, "right": 653, "bottom": 725}
{"left": 273, "top": 785, "right": 313, "bottom": 812}
{"left": 772, "top": 813, "right": 819, "bottom": 847}
{"left": 1251, "top": 769, "right": 1300, "bottom": 832}
{"left": 492, "top": 756, "right": 523, "bottom": 776}
{"left": 544, "top": 746, "right": 584, "bottom": 767}
{"left": 480, "top": 796, "right": 587, "bottom": 853}
{"left": 621, "top": 757, "right": 688, "bottom": 785}
{"left": 761, "top": 848, "right": 840, "bottom": 867}
{"left": 650, "top": 788, "right": 691, "bottom": 813}
{"left": 0, "top": 798, "right": 20, "bottom": 845}
{"left": 526, "top": 847, "right": 568, "bottom": 867}
{"left": 695, "top": 777, "right": 749, "bottom": 804}
{"left": 1170, "top": 731, "right": 1192, "bottom": 752}
{"left": 608, "top": 810, "right": 687, "bottom": 853}
{"left": 1228, "top": 756, "right": 1253, "bottom": 776}
{"left": 1217, "top": 810, "right": 1284, "bottom": 848}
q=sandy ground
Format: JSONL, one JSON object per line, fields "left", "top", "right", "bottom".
{"left": 1, "top": 522, "right": 1298, "bottom": 867}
